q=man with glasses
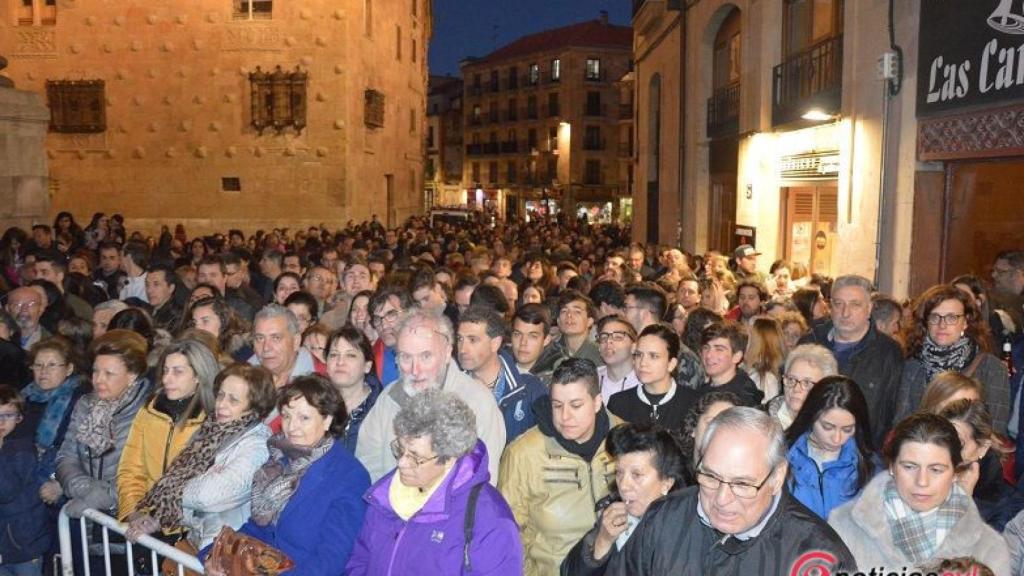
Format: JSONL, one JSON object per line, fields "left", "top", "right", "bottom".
{"left": 531, "top": 290, "right": 603, "bottom": 381}
{"left": 5, "top": 287, "right": 47, "bottom": 351}
{"left": 620, "top": 407, "right": 854, "bottom": 574}
{"left": 367, "top": 286, "right": 412, "bottom": 387}
{"left": 457, "top": 305, "right": 545, "bottom": 443}
{"left": 799, "top": 274, "right": 903, "bottom": 447}
{"left": 990, "top": 250, "right": 1024, "bottom": 334}
{"left": 356, "top": 308, "right": 505, "bottom": 483}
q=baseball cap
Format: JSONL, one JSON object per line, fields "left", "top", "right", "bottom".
{"left": 734, "top": 244, "right": 761, "bottom": 259}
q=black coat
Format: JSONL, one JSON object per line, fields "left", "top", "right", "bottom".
{"left": 799, "top": 322, "right": 903, "bottom": 448}
{"left": 613, "top": 487, "right": 856, "bottom": 576}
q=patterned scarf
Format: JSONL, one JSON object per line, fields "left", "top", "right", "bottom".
{"left": 883, "top": 478, "right": 968, "bottom": 564}
{"left": 917, "top": 335, "right": 976, "bottom": 382}
{"left": 22, "top": 375, "right": 81, "bottom": 450}
{"left": 137, "top": 413, "right": 260, "bottom": 531}
{"left": 75, "top": 379, "right": 143, "bottom": 454}
{"left": 250, "top": 434, "right": 335, "bottom": 526}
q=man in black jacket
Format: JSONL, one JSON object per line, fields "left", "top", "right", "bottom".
{"left": 799, "top": 274, "right": 903, "bottom": 447}
{"left": 616, "top": 407, "right": 855, "bottom": 575}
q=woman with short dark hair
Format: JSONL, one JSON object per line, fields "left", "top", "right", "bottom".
{"left": 56, "top": 330, "right": 151, "bottom": 574}
{"left": 829, "top": 413, "right": 1009, "bottom": 573}
{"left": 203, "top": 374, "right": 370, "bottom": 576}
{"left": 561, "top": 423, "right": 686, "bottom": 575}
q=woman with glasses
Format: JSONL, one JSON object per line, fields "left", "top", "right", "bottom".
{"left": 346, "top": 390, "right": 522, "bottom": 575}
{"left": 595, "top": 316, "right": 640, "bottom": 404}
{"left": 561, "top": 423, "right": 686, "bottom": 576}
{"left": 608, "top": 324, "right": 689, "bottom": 431}
{"left": 785, "top": 376, "right": 876, "bottom": 520}
{"left": 829, "top": 413, "right": 1009, "bottom": 574}
{"left": 325, "top": 325, "right": 381, "bottom": 454}
{"left": 894, "top": 284, "right": 1011, "bottom": 434}
{"left": 204, "top": 375, "right": 370, "bottom": 575}
{"left": 17, "top": 338, "right": 87, "bottom": 498}
{"left": 767, "top": 344, "right": 838, "bottom": 429}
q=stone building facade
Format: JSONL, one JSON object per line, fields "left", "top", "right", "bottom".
{"left": 631, "top": 0, "right": 965, "bottom": 296}
{"left": 1, "top": 0, "right": 431, "bottom": 234}
{"left": 459, "top": 13, "right": 633, "bottom": 222}
{"left": 425, "top": 74, "right": 464, "bottom": 208}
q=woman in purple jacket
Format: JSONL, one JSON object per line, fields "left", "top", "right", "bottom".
{"left": 345, "top": 389, "right": 522, "bottom": 575}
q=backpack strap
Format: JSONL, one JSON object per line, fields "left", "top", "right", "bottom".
{"left": 963, "top": 353, "right": 984, "bottom": 378}
{"left": 462, "top": 483, "right": 485, "bottom": 574}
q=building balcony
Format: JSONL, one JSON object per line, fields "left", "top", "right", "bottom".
{"left": 483, "top": 142, "right": 500, "bottom": 155}
{"left": 466, "top": 144, "right": 483, "bottom": 156}
{"left": 500, "top": 141, "right": 520, "bottom": 154}
{"left": 707, "top": 80, "right": 740, "bottom": 139}
{"left": 583, "top": 139, "right": 606, "bottom": 151}
{"left": 772, "top": 34, "right": 843, "bottom": 127}
{"left": 584, "top": 103, "right": 608, "bottom": 117}
{"left": 584, "top": 70, "right": 609, "bottom": 83}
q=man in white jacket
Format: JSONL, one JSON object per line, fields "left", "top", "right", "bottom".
{"left": 356, "top": 308, "right": 506, "bottom": 482}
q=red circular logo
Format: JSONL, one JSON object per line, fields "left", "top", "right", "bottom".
{"left": 790, "top": 550, "right": 837, "bottom": 576}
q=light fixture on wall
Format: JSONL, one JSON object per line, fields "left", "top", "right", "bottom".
{"left": 745, "top": 184, "right": 753, "bottom": 200}
{"left": 801, "top": 109, "right": 836, "bottom": 122}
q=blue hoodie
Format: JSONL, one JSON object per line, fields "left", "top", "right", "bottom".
{"left": 786, "top": 433, "right": 863, "bottom": 520}
{"left": 495, "top": 351, "right": 548, "bottom": 444}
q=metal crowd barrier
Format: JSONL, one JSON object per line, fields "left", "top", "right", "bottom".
{"left": 58, "top": 506, "right": 205, "bottom": 575}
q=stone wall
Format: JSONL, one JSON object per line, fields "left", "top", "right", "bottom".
{"left": 0, "top": 87, "right": 50, "bottom": 230}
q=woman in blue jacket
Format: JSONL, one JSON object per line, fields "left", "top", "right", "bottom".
{"left": 203, "top": 374, "right": 370, "bottom": 576}
{"left": 785, "top": 375, "right": 876, "bottom": 519}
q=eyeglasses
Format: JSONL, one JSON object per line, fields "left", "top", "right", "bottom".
{"left": 992, "top": 266, "right": 1018, "bottom": 277}
{"left": 8, "top": 301, "right": 40, "bottom": 312}
{"left": 0, "top": 413, "right": 22, "bottom": 423}
{"left": 31, "top": 362, "right": 67, "bottom": 372}
{"left": 597, "top": 331, "right": 632, "bottom": 344}
{"left": 926, "top": 313, "right": 965, "bottom": 326}
{"left": 782, "top": 375, "right": 816, "bottom": 391}
{"left": 372, "top": 309, "right": 401, "bottom": 327}
{"left": 390, "top": 439, "right": 440, "bottom": 467}
{"left": 695, "top": 462, "right": 776, "bottom": 499}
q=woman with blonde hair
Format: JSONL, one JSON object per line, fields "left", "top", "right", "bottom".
{"left": 917, "top": 372, "right": 985, "bottom": 415}
{"left": 744, "top": 317, "right": 785, "bottom": 403}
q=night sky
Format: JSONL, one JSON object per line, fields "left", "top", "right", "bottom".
{"left": 428, "top": 0, "right": 633, "bottom": 77}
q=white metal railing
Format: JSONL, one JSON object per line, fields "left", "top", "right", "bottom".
{"left": 58, "top": 506, "right": 205, "bottom": 576}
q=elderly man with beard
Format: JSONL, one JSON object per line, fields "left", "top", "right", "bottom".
{"left": 617, "top": 407, "right": 855, "bottom": 575}
{"left": 355, "top": 309, "right": 506, "bottom": 482}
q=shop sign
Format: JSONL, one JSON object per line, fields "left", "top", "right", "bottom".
{"left": 779, "top": 152, "right": 840, "bottom": 180}
{"left": 918, "top": 0, "right": 1024, "bottom": 116}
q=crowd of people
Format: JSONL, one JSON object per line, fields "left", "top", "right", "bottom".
{"left": 0, "top": 208, "right": 1023, "bottom": 575}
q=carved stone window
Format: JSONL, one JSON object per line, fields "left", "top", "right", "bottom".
{"left": 365, "top": 89, "right": 385, "bottom": 129}
{"left": 234, "top": 0, "right": 272, "bottom": 20}
{"left": 248, "top": 65, "right": 307, "bottom": 135}
{"left": 46, "top": 79, "right": 105, "bottom": 133}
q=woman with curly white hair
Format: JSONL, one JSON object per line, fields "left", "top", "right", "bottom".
{"left": 346, "top": 389, "right": 522, "bottom": 575}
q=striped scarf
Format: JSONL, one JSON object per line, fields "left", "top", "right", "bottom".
{"left": 917, "top": 335, "right": 976, "bottom": 382}
{"left": 883, "top": 478, "right": 968, "bottom": 564}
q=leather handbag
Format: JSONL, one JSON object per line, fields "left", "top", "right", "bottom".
{"left": 205, "top": 526, "right": 294, "bottom": 576}
{"left": 161, "top": 538, "right": 201, "bottom": 576}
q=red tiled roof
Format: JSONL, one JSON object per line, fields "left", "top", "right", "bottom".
{"left": 470, "top": 19, "right": 632, "bottom": 67}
